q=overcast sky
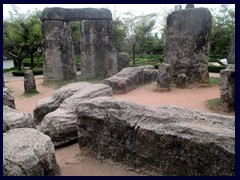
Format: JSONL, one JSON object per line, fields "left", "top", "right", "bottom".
{"left": 3, "top": 4, "right": 235, "bottom": 20}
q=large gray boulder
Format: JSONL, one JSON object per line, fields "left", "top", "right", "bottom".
{"left": 24, "top": 70, "right": 37, "bottom": 93}
{"left": 3, "top": 128, "right": 60, "bottom": 176}
{"left": 80, "top": 20, "right": 118, "bottom": 80}
{"left": 227, "top": 33, "right": 235, "bottom": 64}
{"left": 164, "top": 8, "right": 212, "bottom": 83}
{"left": 76, "top": 97, "right": 235, "bottom": 176}
{"left": 3, "top": 87, "right": 16, "bottom": 109}
{"left": 40, "top": 8, "right": 112, "bottom": 21}
{"left": 103, "top": 66, "right": 155, "bottom": 94}
{"left": 219, "top": 64, "right": 235, "bottom": 111}
{"left": 33, "top": 82, "right": 92, "bottom": 124}
{"left": 3, "top": 106, "right": 35, "bottom": 133}
{"left": 42, "top": 20, "right": 77, "bottom": 82}
{"left": 41, "top": 84, "right": 112, "bottom": 147}
{"left": 176, "top": 74, "right": 187, "bottom": 88}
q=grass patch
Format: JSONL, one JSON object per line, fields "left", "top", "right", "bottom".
{"left": 209, "top": 77, "right": 219, "bottom": 86}
{"left": 206, "top": 98, "right": 235, "bottom": 113}
{"left": 3, "top": 67, "right": 18, "bottom": 73}
{"left": 23, "top": 90, "right": 39, "bottom": 97}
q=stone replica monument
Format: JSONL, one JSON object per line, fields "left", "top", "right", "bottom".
{"left": 219, "top": 33, "right": 235, "bottom": 111}
{"left": 24, "top": 70, "right": 37, "bottom": 93}
{"left": 164, "top": 8, "right": 212, "bottom": 83}
{"left": 40, "top": 8, "right": 118, "bottom": 81}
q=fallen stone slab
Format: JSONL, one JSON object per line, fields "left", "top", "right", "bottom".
{"left": 33, "top": 82, "right": 92, "bottom": 124}
{"left": 3, "top": 106, "right": 35, "bottom": 133}
{"left": 103, "top": 66, "right": 155, "bottom": 94}
{"left": 76, "top": 97, "right": 235, "bottom": 176}
{"left": 3, "top": 87, "right": 16, "bottom": 109}
{"left": 3, "top": 128, "right": 60, "bottom": 176}
{"left": 41, "top": 84, "right": 112, "bottom": 147}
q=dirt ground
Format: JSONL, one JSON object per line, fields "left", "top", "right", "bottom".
{"left": 4, "top": 74, "right": 234, "bottom": 176}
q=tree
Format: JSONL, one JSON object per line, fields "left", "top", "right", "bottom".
{"left": 3, "top": 5, "right": 42, "bottom": 70}
{"left": 123, "top": 12, "right": 158, "bottom": 65}
{"left": 210, "top": 5, "right": 235, "bottom": 59}
{"left": 112, "top": 18, "right": 127, "bottom": 52}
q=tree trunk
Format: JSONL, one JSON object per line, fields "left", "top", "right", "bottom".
{"left": 30, "top": 53, "right": 34, "bottom": 69}
{"left": 36, "top": 51, "right": 42, "bottom": 67}
{"left": 132, "top": 43, "right": 136, "bottom": 66}
{"left": 17, "top": 59, "right": 22, "bottom": 71}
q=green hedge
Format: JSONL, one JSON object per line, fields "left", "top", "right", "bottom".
{"left": 208, "top": 65, "right": 226, "bottom": 73}
{"left": 12, "top": 68, "right": 43, "bottom": 76}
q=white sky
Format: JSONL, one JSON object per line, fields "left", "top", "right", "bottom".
{"left": 3, "top": 4, "right": 235, "bottom": 19}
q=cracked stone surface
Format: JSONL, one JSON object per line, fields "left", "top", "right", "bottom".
{"left": 118, "top": 52, "right": 130, "bottom": 72}
{"left": 103, "top": 66, "right": 155, "bottom": 94}
{"left": 164, "top": 8, "right": 212, "bottom": 83}
{"left": 24, "top": 70, "right": 37, "bottom": 93}
{"left": 3, "top": 106, "right": 35, "bottom": 133}
{"left": 41, "top": 83, "right": 112, "bottom": 147}
{"left": 3, "top": 128, "right": 60, "bottom": 176}
{"left": 76, "top": 96, "right": 235, "bottom": 176}
{"left": 80, "top": 20, "right": 118, "bottom": 80}
{"left": 3, "top": 87, "right": 16, "bottom": 109}
{"left": 33, "top": 82, "right": 92, "bottom": 124}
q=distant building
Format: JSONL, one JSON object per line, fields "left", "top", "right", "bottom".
{"left": 175, "top": 5, "right": 182, "bottom": 11}
{"left": 3, "top": 55, "right": 14, "bottom": 69}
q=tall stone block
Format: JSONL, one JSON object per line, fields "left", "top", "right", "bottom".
{"left": 42, "top": 20, "right": 77, "bottom": 82}
{"left": 80, "top": 20, "right": 118, "bottom": 80}
{"left": 24, "top": 70, "right": 37, "bottom": 93}
{"left": 164, "top": 8, "right": 212, "bottom": 83}
{"left": 219, "top": 65, "right": 235, "bottom": 111}
{"left": 227, "top": 33, "right": 235, "bottom": 64}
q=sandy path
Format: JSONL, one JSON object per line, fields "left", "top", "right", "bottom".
{"left": 4, "top": 74, "right": 234, "bottom": 176}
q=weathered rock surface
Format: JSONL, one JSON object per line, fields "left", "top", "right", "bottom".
{"left": 118, "top": 52, "right": 130, "bottom": 72}
{"left": 33, "top": 82, "right": 92, "bottom": 124}
{"left": 41, "top": 8, "right": 112, "bottom": 21}
{"left": 76, "top": 96, "right": 235, "bottom": 176}
{"left": 227, "top": 33, "right": 235, "bottom": 64}
{"left": 3, "top": 87, "right": 16, "bottom": 109}
{"left": 176, "top": 74, "right": 187, "bottom": 88}
{"left": 3, "top": 128, "right": 60, "bottom": 176}
{"left": 143, "top": 69, "right": 158, "bottom": 83}
{"left": 186, "top": 4, "right": 195, "bottom": 8}
{"left": 3, "top": 106, "right": 35, "bottom": 133}
{"left": 41, "top": 83, "right": 112, "bottom": 147}
{"left": 80, "top": 20, "right": 118, "bottom": 80}
{"left": 103, "top": 66, "right": 155, "bottom": 94}
{"left": 157, "top": 63, "right": 171, "bottom": 89}
{"left": 219, "top": 64, "right": 235, "bottom": 111}
{"left": 24, "top": 70, "right": 37, "bottom": 93}
{"left": 164, "top": 8, "right": 212, "bottom": 83}
{"left": 42, "top": 20, "right": 77, "bottom": 82}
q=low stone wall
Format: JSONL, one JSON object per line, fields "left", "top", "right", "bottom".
{"left": 76, "top": 97, "right": 235, "bottom": 176}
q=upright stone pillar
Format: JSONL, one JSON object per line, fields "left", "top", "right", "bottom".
{"left": 227, "top": 33, "right": 235, "bottom": 64}
{"left": 80, "top": 20, "right": 118, "bottom": 80}
{"left": 41, "top": 20, "right": 77, "bottom": 82}
{"left": 164, "top": 8, "right": 212, "bottom": 83}
{"left": 24, "top": 70, "right": 37, "bottom": 93}
{"left": 118, "top": 52, "right": 130, "bottom": 72}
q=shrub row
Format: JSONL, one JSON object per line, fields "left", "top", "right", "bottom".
{"left": 208, "top": 65, "right": 226, "bottom": 73}
{"left": 12, "top": 68, "right": 43, "bottom": 76}
{"left": 23, "top": 62, "right": 43, "bottom": 67}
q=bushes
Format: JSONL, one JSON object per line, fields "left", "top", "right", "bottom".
{"left": 12, "top": 68, "right": 43, "bottom": 76}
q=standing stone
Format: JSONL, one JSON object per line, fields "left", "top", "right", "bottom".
{"left": 118, "top": 52, "right": 130, "bottom": 72}
{"left": 157, "top": 63, "right": 171, "bottom": 90}
{"left": 80, "top": 20, "right": 118, "bottom": 80}
{"left": 42, "top": 20, "right": 77, "bottom": 82}
{"left": 176, "top": 74, "right": 187, "bottom": 88}
{"left": 186, "top": 4, "right": 195, "bottom": 8}
{"left": 3, "top": 87, "right": 16, "bottom": 109}
{"left": 164, "top": 8, "right": 212, "bottom": 83}
{"left": 24, "top": 70, "right": 37, "bottom": 93}
{"left": 219, "top": 65, "right": 235, "bottom": 111}
{"left": 227, "top": 33, "right": 235, "bottom": 64}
